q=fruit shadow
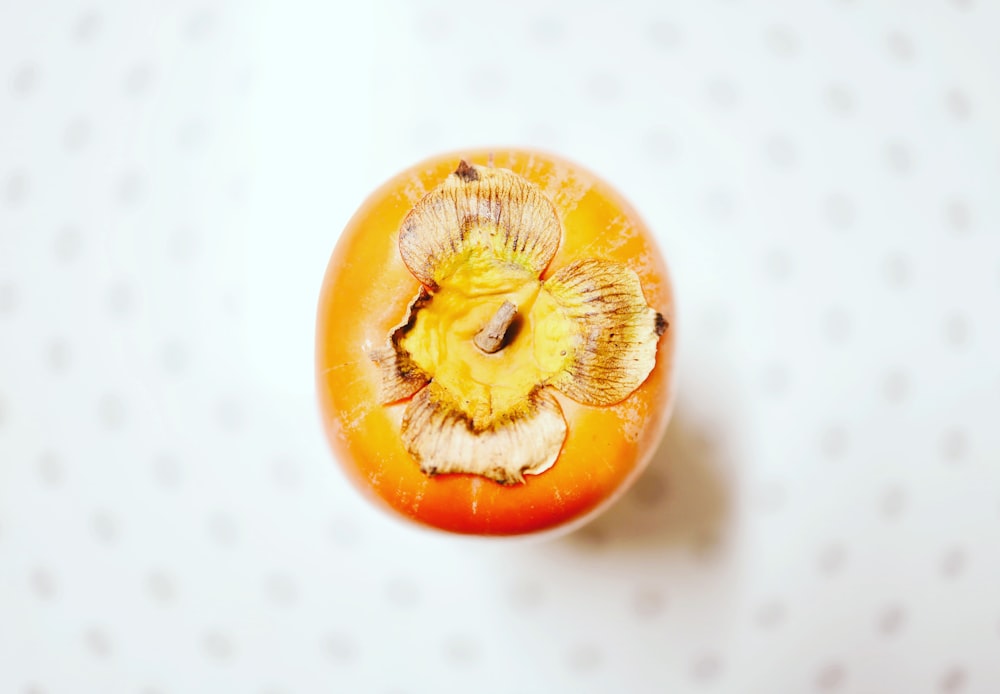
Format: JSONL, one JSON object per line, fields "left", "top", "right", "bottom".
{"left": 561, "top": 407, "right": 733, "bottom": 553}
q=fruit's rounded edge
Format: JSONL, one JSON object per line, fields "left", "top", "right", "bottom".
{"left": 316, "top": 146, "right": 678, "bottom": 538}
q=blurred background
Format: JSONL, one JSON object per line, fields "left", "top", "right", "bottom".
{"left": 2, "top": 1, "right": 999, "bottom": 692}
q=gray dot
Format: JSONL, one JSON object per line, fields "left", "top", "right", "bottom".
{"left": 951, "top": 0, "right": 973, "bottom": 9}
{"left": 385, "top": 577, "right": 420, "bottom": 608}
{"left": 941, "top": 547, "right": 966, "bottom": 578}
{"left": 325, "top": 633, "right": 357, "bottom": 663}
{"left": 823, "top": 308, "right": 851, "bottom": 343}
{"left": 203, "top": 630, "right": 234, "bottom": 662}
{"left": 329, "top": 516, "right": 359, "bottom": 547}
{"left": 765, "top": 26, "right": 799, "bottom": 57}
{"left": 529, "top": 16, "right": 565, "bottom": 44}
{"left": 764, "top": 249, "right": 792, "bottom": 281}
{"left": 818, "top": 543, "right": 847, "bottom": 576}
{"left": 153, "top": 454, "right": 181, "bottom": 488}
{"left": 522, "top": 123, "right": 560, "bottom": 148}
{"left": 755, "top": 482, "right": 786, "bottom": 513}
{"left": 53, "top": 226, "right": 83, "bottom": 262}
{"left": 574, "top": 524, "right": 608, "bottom": 547}
{"left": 409, "top": 120, "right": 441, "bottom": 149}
{"left": 706, "top": 77, "right": 740, "bottom": 109}
{"left": 761, "top": 363, "right": 789, "bottom": 397}
{"left": 585, "top": 73, "right": 622, "bottom": 102}
{"left": 123, "top": 64, "right": 154, "bottom": 96}
{"left": 631, "top": 471, "right": 667, "bottom": 508}
{"left": 465, "top": 66, "right": 508, "bottom": 101}
{"left": 84, "top": 627, "right": 112, "bottom": 658}
{"left": 882, "top": 370, "right": 909, "bottom": 403}
{"left": 647, "top": 20, "right": 681, "bottom": 50}
{"left": 885, "top": 141, "right": 913, "bottom": 174}
{"left": 177, "top": 119, "right": 208, "bottom": 151}
{"left": 23, "top": 685, "right": 46, "bottom": 694}
{"left": 229, "top": 175, "right": 250, "bottom": 205}
{"left": 940, "top": 667, "right": 966, "bottom": 692}
{"left": 264, "top": 573, "right": 298, "bottom": 607}
{"left": 944, "top": 313, "right": 969, "bottom": 347}
{"left": 443, "top": 635, "right": 480, "bottom": 664}
{"left": 414, "top": 11, "right": 451, "bottom": 41}
{"left": 820, "top": 425, "right": 848, "bottom": 460}
{"left": 0, "top": 282, "right": 15, "bottom": 315}
{"left": 74, "top": 10, "right": 102, "bottom": 41}
{"left": 765, "top": 136, "right": 797, "bottom": 168}
{"left": 10, "top": 63, "right": 38, "bottom": 97}
{"left": 0, "top": 395, "right": 5, "bottom": 428}
{"left": 816, "top": 662, "right": 845, "bottom": 690}
{"left": 37, "top": 451, "right": 64, "bottom": 487}
{"left": 147, "top": 569, "right": 176, "bottom": 603}
{"left": 878, "top": 604, "right": 905, "bottom": 635}
{"left": 46, "top": 338, "right": 71, "bottom": 373}
{"left": 704, "top": 188, "right": 735, "bottom": 220}
{"left": 824, "top": 194, "right": 855, "bottom": 229}
{"left": 5, "top": 170, "right": 29, "bottom": 206}
{"left": 883, "top": 253, "right": 910, "bottom": 287}
{"left": 63, "top": 118, "right": 91, "bottom": 151}
{"left": 567, "top": 643, "right": 602, "bottom": 673}
{"left": 183, "top": 10, "right": 217, "bottom": 41}
{"left": 880, "top": 485, "right": 907, "bottom": 519}
{"left": 826, "top": 84, "right": 854, "bottom": 115}
{"left": 118, "top": 172, "right": 144, "bottom": 205}
{"left": 234, "top": 65, "right": 254, "bottom": 95}
{"left": 886, "top": 32, "right": 914, "bottom": 62}
{"left": 945, "top": 200, "right": 971, "bottom": 234}
{"left": 30, "top": 567, "right": 57, "bottom": 599}
{"left": 946, "top": 89, "right": 971, "bottom": 121}
{"left": 223, "top": 293, "right": 241, "bottom": 315}
{"left": 507, "top": 579, "right": 544, "bottom": 611}
{"left": 643, "top": 131, "right": 676, "bottom": 162}
{"left": 92, "top": 510, "right": 118, "bottom": 544}
{"left": 631, "top": 586, "right": 666, "bottom": 618}
{"left": 208, "top": 513, "right": 238, "bottom": 547}
{"left": 755, "top": 600, "right": 786, "bottom": 628}
{"left": 700, "top": 306, "right": 729, "bottom": 340}
{"left": 99, "top": 393, "right": 126, "bottom": 430}
{"left": 107, "top": 282, "right": 134, "bottom": 316}
{"left": 941, "top": 428, "right": 968, "bottom": 463}
{"left": 271, "top": 458, "right": 301, "bottom": 490}
{"left": 216, "top": 398, "right": 244, "bottom": 432}
{"left": 161, "top": 340, "right": 189, "bottom": 375}
{"left": 168, "top": 228, "right": 198, "bottom": 261}
{"left": 691, "top": 653, "right": 722, "bottom": 681}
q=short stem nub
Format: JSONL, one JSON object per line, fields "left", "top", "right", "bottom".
{"left": 474, "top": 301, "right": 518, "bottom": 354}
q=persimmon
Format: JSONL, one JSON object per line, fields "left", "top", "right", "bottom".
{"left": 316, "top": 149, "right": 676, "bottom": 536}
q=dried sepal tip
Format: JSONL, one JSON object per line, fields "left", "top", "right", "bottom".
{"left": 544, "top": 259, "right": 667, "bottom": 406}
{"left": 398, "top": 161, "right": 562, "bottom": 290}
{"left": 368, "top": 288, "right": 432, "bottom": 404}
{"left": 400, "top": 383, "right": 567, "bottom": 485}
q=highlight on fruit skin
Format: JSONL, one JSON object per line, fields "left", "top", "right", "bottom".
{"left": 316, "top": 149, "right": 676, "bottom": 536}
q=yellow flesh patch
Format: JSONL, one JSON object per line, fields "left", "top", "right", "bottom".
{"left": 400, "top": 247, "right": 576, "bottom": 430}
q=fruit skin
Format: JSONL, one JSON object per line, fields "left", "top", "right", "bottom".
{"left": 316, "top": 149, "right": 676, "bottom": 536}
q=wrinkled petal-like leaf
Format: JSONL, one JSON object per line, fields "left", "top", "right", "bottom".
{"left": 544, "top": 259, "right": 667, "bottom": 406}
{"left": 368, "top": 288, "right": 432, "bottom": 404}
{"left": 399, "top": 161, "right": 561, "bottom": 289}
{"left": 400, "top": 382, "right": 567, "bottom": 485}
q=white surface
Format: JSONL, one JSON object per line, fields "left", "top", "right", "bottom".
{"left": 2, "top": 1, "right": 1000, "bottom": 693}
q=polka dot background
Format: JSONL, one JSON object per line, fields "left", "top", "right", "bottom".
{"left": 1, "top": 1, "right": 999, "bottom": 693}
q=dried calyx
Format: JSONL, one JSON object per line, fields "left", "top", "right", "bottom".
{"left": 370, "top": 161, "right": 667, "bottom": 484}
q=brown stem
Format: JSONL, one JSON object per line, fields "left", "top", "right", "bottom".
{"left": 474, "top": 301, "right": 517, "bottom": 354}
